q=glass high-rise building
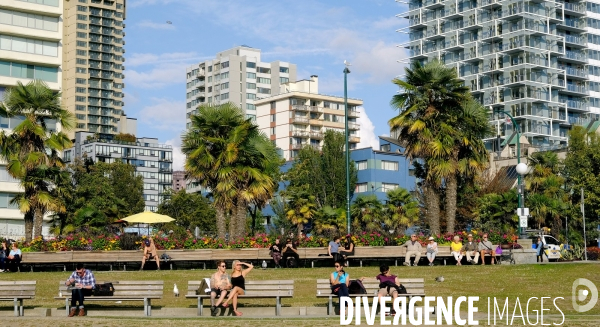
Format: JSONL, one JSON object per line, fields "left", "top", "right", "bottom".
{"left": 63, "top": 0, "right": 126, "bottom": 138}
{"left": 402, "top": 0, "right": 600, "bottom": 151}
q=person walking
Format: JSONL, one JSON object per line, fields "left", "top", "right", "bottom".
{"left": 535, "top": 237, "right": 548, "bottom": 263}
{"left": 221, "top": 260, "right": 253, "bottom": 316}
{"left": 65, "top": 263, "right": 96, "bottom": 317}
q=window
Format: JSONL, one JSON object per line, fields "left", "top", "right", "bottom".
{"left": 77, "top": 14, "right": 87, "bottom": 20}
{"left": 76, "top": 123, "right": 85, "bottom": 129}
{"left": 380, "top": 144, "right": 391, "bottom": 152}
{"left": 382, "top": 183, "right": 399, "bottom": 192}
{"left": 247, "top": 72, "right": 256, "bottom": 79}
{"left": 76, "top": 87, "right": 86, "bottom": 93}
{"left": 79, "top": 0, "right": 87, "bottom": 2}
{"left": 221, "top": 82, "right": 229, "bottom": 89}
{"left": 247, "top": 93, "right": 256, "bottom": 100}
{"left": 76, "top": 105, "right": 86, "bottom": 111}
{"left": 355, "top": 183, "right": 368, "bottom": 193}
{"left": 76, "top": 67, "right": 86, "bottom": 73}
{"left": 408, "top": 168, "right": 415, "bottom": 176}
{"left": 77, "top": 23, "right": 87, "bottom": 29}
{"left": 0, "top": 35, "right": 59, "bottom": 57}
{"left": 76, "top": 78, "right": 86, "bottom": 85}
{"left": 0, "top": 61, "right": 58, "bottom": 82}
{"left": 270, "top": 101, "right": 276, "bottom": 110}
{"left": 77, "top": 5, "right": 87, "bottom": 12}
{"left": 257, "top": 77, "right": 271, "bottom": 84}
{"left": 246, "top": 104, "right": 256, "bottom": 110}
{"left": 246, "top": 82, "right": 256, "bottom": 89}
{"left": 75, "top": 96, "right": 86, "bottom": 102}
{"left": 76, "top": 49, "right": 87, "bottom": 56}
{"left": 76, "top": 41, "right": 87, "bottom": 47}
{"left": 221, "top": 72, "right": 229, "bottom": 79}
{"left": 280, "top": 67, "right": 289, "bottom": 73}
{"left": 221, "top": 93, "right": 229, "bottom": 100}
{"left": 0, "top": 9, "right": 59, "bottom": 31}
{"left": 208, "top": 66, "right": 212, "bottom": 72}
{"left": 356, "top": 161, "right": 368, "bottom": 170}
{"left": 76, "top": 58, "right": 87, "bottom": 65}
{"left": 17, "top": 0, "right": 59, "bottom": 5}
{"left": 221, "top": 61, "right": 229, "bottom": 69}
{"left": 280, "top": 77, "right": 289, "bottom": 83}
{"left": 76, "top": 114, "right": 85, "bottom": 120}
{"left": 257, "top": 67, "right": 271, "bottom": 74}
{"left": 271, "top": 127, "right": 276, "bottom": 135}
{"left": 76, "top": 32, "right": 87, "bottom": 38}
{"left": 381, "top": 161, "right": 398, "bottom": 171}
{"left": 257, "top": 87, "right": 271, "bottom": 94}
{"left": 246, "top": 62, "right": 256, "bottom": 69}
{"left": 270, "top": 114, "right": 276, "bottom": 122}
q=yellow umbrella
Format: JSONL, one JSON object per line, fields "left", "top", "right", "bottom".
{"left": 123, "top": 211, "right": 175, "bottom": 224}
{"left": 123, "top": 211, "right": 174, "bottom": 235}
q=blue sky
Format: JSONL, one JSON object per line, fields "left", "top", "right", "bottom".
{"left": 124, "top": 0, "right": 410, "bottom": 169}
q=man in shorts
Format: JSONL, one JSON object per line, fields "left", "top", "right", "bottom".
{"left": 209, "top": 260, "right": 231, "bottom": 316}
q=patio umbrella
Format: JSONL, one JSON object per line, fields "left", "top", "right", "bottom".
{"left": 123, "top": 211, "right": 175, "bottom": 235}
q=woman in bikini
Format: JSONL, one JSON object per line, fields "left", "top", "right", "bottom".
{"left": 221, "top": 260, "right": 253, "bottom": 316}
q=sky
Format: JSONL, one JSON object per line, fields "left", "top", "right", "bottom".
{"left": 124, "top": 0, "right": 410, "bottom": 170}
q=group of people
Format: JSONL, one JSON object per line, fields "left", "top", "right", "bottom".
{"left": 0, "top": 240, "right": 21, "bottom": 272}
{"left": 399, "top": 233, "right": 497, "bottom": 266}
{"left": 209, "top": 260, "right": 253, "bottom": 316}
{"left": 268, "top": 235, "right": 355, "bottom": 269}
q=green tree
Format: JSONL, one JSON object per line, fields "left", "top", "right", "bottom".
{"left": 182, "top": 103, "right": 279, "bottom": 240}
{"left": 351, "top": 195, "right": 384, "bottom": 233}
{"left": 314, "top": 206, "right": 346, "bottom": 235}
{"left": 384, "top": 187, "right": 420, "bottom": 232}
{"left": 157, "top": 189, "right": 216, "bottom": 234}
{"left": 285, "top": 189, "right": 318, "bottom": 236}
{"left": 285, "top": 130, "right": 357, "bottom": 209}
{"left": 0, "top": 80, "right": 75, "bottom": 241}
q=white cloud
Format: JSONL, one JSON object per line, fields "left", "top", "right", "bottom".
{"left": 165, "top": 137, "right": 185, "bottom": 171}
{"left": 127, "top": 62, "right": 187, "bottom": 88}
{"left": 357, "top": 107, "right": 379, "bottom": 149}
{"left": 138, "top": 98, "right": 186, "bottom": 132}
{"left": 136, "top": 20, "right": 176, "bottom": 30}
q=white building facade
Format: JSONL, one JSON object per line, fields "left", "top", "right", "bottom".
{"left": 0, "top": 0, "right": 63, "bottom": 238}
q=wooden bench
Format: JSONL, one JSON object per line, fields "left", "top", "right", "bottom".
{"left": 0, "top": 281, "right": 36, "bottom": 316}
{"left": 186, "top": 279, "right": 294, "bottom": 316}
{"left": 317, "top": 278, "right": 425, "bottom": 315}
{"left": 55, "top": 280, "right": 163, "bottom": 316}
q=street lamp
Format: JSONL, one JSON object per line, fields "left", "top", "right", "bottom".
{"left": 344, "top": 62, "right": 351, "bottom": 235}
{"left": 491, "top": 106, "right": 527, "bottom": 238}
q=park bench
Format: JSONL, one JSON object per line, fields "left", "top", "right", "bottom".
{"left": 316, "top": 277, "right": 425, "bottom": 315}
{"left": 55, "top": 280, "right": 164, "bottom": 316}
{"left": 0, "top": 281, "right": 36, "bottom": 316}
{"left": 186, "top": 279, "right": 294, "bottom": 316}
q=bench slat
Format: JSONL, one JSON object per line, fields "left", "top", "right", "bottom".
{"left": 0, "top": 286, "right": 37, "bottom": 291}
{"left": 0, "top": 291, "right": 35, "bottom": 296}
{"left": 0, "top": 281, "right": 36, "bottom": 286}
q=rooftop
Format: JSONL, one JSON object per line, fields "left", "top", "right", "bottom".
{"left": 83, "top": 138, "right": 173, "bottom": 149}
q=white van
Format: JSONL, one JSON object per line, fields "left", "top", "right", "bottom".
{"left": 531, "top": 234, "right": 562, "bottom": 260}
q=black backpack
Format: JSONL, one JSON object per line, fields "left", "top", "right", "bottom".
{"left": 348, "top": 279, "right": 367, "bottom": 294}
{"left": 94, "top": 283, "right": 115, "bottom": 296}
{"left": 379, "top": 281, "right": 407, "bottom": 295}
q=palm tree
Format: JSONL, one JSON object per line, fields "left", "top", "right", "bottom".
{"left": 0, "top": 81, "right": 75, "bottom": 241}
{"left": 389, "top": 60, "right": 469, "bottom": 234}
{"left": 384, "top": 188, "right": 419, "bottom": 232}
{"left": 285, "top": 190, "right": 318, "bottom": 236}
{"left": 351, "top": 195, "right": 384, "bottom": 233}
{"left": 182, "top": 103, "right": 279, "bottom": 240}
{"left": 314, "top": 205, "right": 346, "bottom": 234}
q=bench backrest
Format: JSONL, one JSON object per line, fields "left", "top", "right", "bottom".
{"left": 317, "top": 278, "right": 424, "bottom": 295}
{"left": 187, "top": 279, "right": 294, "bottom": 297}
{"left": 58, "top": 280, "right": 164, "bottom": 297}
{"left": 0, "top": 281, "right": 36, "bottom": 298}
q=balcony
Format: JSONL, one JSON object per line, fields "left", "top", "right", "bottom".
{"left": 348, "top": 109, "right": 360, "bottom": 118}
{"left": 349, "top": 136, "right": 361, "bottom": 143}
{"left": 348, "top": 122, "right": 360, "bottom": 130}
{"left": 558, "top": 66, "right": 588, "bottom": 79}
{"left": 290, "top": 143, "right": 306, "bottom": 150}
{"left": 290, "top": 117, "right": 309, "bottom": 124}
{"left": 292, "top": 104, "right": 310, "bottom": 112}
{"left": 309, "top": 106, "right": 322, "bottom": 113}
{"left": 310, "top": 131, "right": 323, "bottom": 139}
{"left": 563, "top": 2, "right": 586, "bottom": 15}
{"left": 559, "top": 18, "right": 586, "bottom": 31}
{"left": 561, "top": 50, "right": 587, "bottom": 63}
{"left": 291, "top": 130, "right": 309, "bottom": 138}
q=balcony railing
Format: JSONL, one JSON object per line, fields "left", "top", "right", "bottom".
{"left": 292, "top": 130, "right": 309, "bottom": 137}
{"left": 563, "top": 2, "right": 586, "bottom": 13}
{"left": 292, "top": 104, "right": 310, "bottom": 112}
{"left": 291, "top": 117, "right": 309, "bottom": 124}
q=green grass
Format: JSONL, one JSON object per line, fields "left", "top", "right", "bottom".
{"left": 1, "top": 263, "right": 599, "bottom": 316}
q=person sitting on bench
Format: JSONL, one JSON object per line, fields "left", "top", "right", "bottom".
{"left": 65, "top": 263, "right": 96, "bottom": 317}
{"left": 5, "top": 242, "right": 21, "bottom": 272}
{"left": 281, "top": 238, "right": 299, "bottom": 268}
{"left": 339, "top": 235, "right": 355, "bottom": 259}
{"left": 478, "top": 233, "right": 496, "bottom": 265}
{"left": 400, "top": 234, "right": 422, "bottom": 266}
{"left": 141, "top": 238, "right": 160, "bottom": 270}
{"left": 328, "top": 235, "right": 342, "bottom": 262}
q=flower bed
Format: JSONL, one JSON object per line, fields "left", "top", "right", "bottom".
{"left": 12, "top": 230, "right": 518, "bottom": 252}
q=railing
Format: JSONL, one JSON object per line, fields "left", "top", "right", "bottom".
{"left": 563, "top": 2, "right": 586, "bottom": 13}
{"left": 348, "top": 110, "right": 360, "bottom": 118}
{"left": 291, "top": 117, "right": 309, "bottom": 124}
{"left": 292, "top": 130, "right": 309, "bottom": 137}
{"left": 310, "top": 132, "right": 323, "bottom": 139}
{"left": 292, "top": 105, "right": 310, "bottom": 112}
{"left": 290, "top": 143, "right": 306, "bottom": 150}
{"left": 563, "top": 51, "right": 587, "bottom": 62}
{"left": 348, "top": 122, "right": 360, "bottom": 130}
{"left": 564, "top": 84, "right": 589, "bottom": 94}
{"left": 561, "top": 18, "right": 586, "bottom": 29}
{"left": 559, "top": 66, "right": 587, "bottom": 78}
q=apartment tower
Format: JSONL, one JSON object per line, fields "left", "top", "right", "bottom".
{"left": 255, "top": 76, "right": 362, "bottom": 160}
{"left": 0, "top": 0, "right": 63, "bottom": 238}
{"left": 402, "top": 0, "right": 600, "bottom": 151}
{"left": 63, "top": 0, "right": 126, "bottom": 138}
{"left": 185, "top": 46, "right": 297, "bottom": 126}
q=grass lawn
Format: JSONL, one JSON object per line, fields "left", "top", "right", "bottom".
{"left": 0, "top": 263, "right": 599, "bottom": 320}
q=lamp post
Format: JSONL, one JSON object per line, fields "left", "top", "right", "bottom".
{"left": 492, "top": 107, "right": 527, "bottom": 238}
{"left": 344, "top": 63, "right": 351, "bottom": 235}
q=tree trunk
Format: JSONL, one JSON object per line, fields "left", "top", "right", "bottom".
{"left": 298, "top": 223, "right": 304, "bottom": 238}
{"left": 236, "top": 200, "right": 247, "bottom": 239}
{"left": 424, "top": 185, "right": 441, "bottom": 235}
{"left": 228, "top": 207, "right": 237, "bottom": 242}
{"left": 445, "top": 174, "right": 458, "bottom": 233}
{"left": 33, "top": 208, "right": 45, "bottom": 239}
{"left": 215, "top": 207, "right": 226, "bottom": 240}
{"left": 24, "top": 211, "right": 34, "bottom": 243}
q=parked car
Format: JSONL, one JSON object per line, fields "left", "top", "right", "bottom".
{"left": 530, "top": 233, "right": 562, "bottom": 261}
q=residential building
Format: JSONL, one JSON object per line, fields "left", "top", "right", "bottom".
{"left": 401, "top": 0, "right": 600, "bottom": 150}
{"left": 62, "top": 0, "right": 126, "bottom": 138}
{"left": 255, "top": 76, "right": 362, "bottom": 160}
{"left": 64, "top": 132, "right": 174, "bottom": 212}
{"left": 185, "top": 46, "right": 297, "bottom": 125}
{"left": 0, "top": 0, "right": 63, "bottom": 238}
{"left": 172, "top": 170, "right": 185, "bottom": 192}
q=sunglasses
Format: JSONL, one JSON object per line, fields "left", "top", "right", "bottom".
{"left": 220, "top": 265, "right": 226, "bottom": 268}
{"left": 335, "top": 265, "right": 341, "bottom": 268}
